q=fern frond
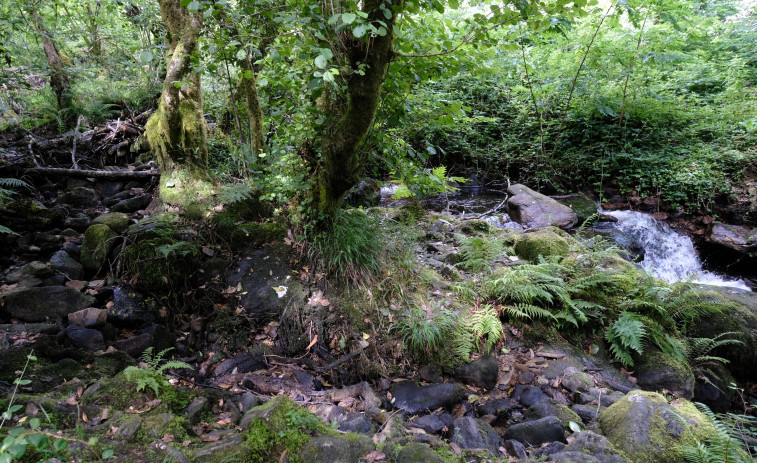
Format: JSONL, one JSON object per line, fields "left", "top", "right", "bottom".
{"left": 0, "top": 178, "right": 31, "bottom": 189}
{"left": 605, "top": 312, "right": 646, "bottom": 366}
{"left": 0, "top": 224, "right": 19, "bottom": 235}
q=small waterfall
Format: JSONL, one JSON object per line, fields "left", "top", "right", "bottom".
{"left": 604, "top": 210, "right": 750, "bottom": 290}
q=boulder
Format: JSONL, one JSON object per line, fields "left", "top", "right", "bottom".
{"left": 512, "top": 384, "right": 549, "bottom": 407}
{"left": 513, "top": 229, "right": 570, "bottom": 262}
{"left": 56, "top": 187, "right": 100, "bottom": 208}
{"left": 2, "top": 286, "right": 96, "bottom": 322}
{"left": 91, "top": 212, "right": 130, "bottom": 233}
{"left": 507, "top": 184, "right": 578, "bottom": 229}
{"left": 50, "top": 250, "right": 84, "bottom": 280}
{"left": 503, "top": 415, "right": 567, "bottom": 446}
{"left": 693, "top": 364, "right": 735, "bottom": 413}
{"left": 64, "top": 214, "right": 91, "bottom": 232}
{"left": 549, "top": 431, "right": 628, "bottom": 463}
{"left": 599, "top": 391, "right": 715, "bottom": 463}
{"left": 107, "top": 286, "right": 156, "bottom": 327}
{"left": 706, "top": 222, "right": 757, "bottom": 255}
{"left": 407, "top": 414, "right": 446, "bottom": 434}
{"left": 395, "top": 443, "right": 443, "bottom": 463}
{"left": 556, "top": 193, "right": 599, "bottom": 226}
{"left": 6, "top": 261, "right": 53, "bottom": 287}
{"left": 635, "top": 350, "right": 694, "bottom": 400}
{"left": 80, "top": 224, "right": 118, "bottom": 270}
{"left": 111, "top": 195, "right": 150, "bottom": 213}
{"left": 450, "top": 417, "right": 501, "bottom": 454}
{"left": 66, "top": 325, "right": 105, "bottom": 351}
{"left": 299, "top": 436, "right": 374, "bottom": 463}
{"left": 453, "top": 355, "right": 498, "bottom": 390}
{"left": 525, "top": 399, "right": 583, "bottom": 427}
{"left": 390, "top": 382, "right": 464, "bottom": 414}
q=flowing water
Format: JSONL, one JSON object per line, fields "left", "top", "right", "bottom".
{"left": 602, "top": 210, "right": 750, "bottom": 290}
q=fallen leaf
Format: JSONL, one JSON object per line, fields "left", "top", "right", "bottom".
{"left": 162, "top": 434, "right": 175, "bottom": 442}
{"left": 364, "top": 450, "right": 387, "bottom": 462}
{"left": 306, "top": 335, "right": 318, "bottom": 350}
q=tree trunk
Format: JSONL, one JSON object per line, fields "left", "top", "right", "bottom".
{"left": 31, "top": 11, "right": 73, "bottom": 125}
{"left": 238, "top": 54, "right": 265, "bottom": 155}
{"left": 145, "top": 0, "right": 208, "bottom": 194}
{"left": 315, "top": 0, "right": 399, "bottom": 217}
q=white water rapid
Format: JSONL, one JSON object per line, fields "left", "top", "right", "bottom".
{"left": 604, "top": 210, "right": 750, "bottom": 291}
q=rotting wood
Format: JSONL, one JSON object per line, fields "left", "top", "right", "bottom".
{"left": 28, "top": 166, "right": 159, "bottom": 178}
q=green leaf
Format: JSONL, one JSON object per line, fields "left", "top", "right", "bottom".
{"left": 53, "top": 438, "right": 68, "bottom": 451}
{"left": 27, "top": 433, "right": 49, "bottom": 449}
{"left": 102, "top": 449, "right": 115, "bottom": 460}
{"left": 314, "top": 55, "right": 328, "bottom": 69}
{"left": 341, "top": 12, "right": 357, "bottom": 24}
{"left": 139, "top": 50, "right": 154, "bottom": 64}
{"left": 353, "top": 24, "right": 368, "bottom": 38}
{"left": 186, "top": 1, "right": 201, "bottom": 12}
{"left": 236, "top": 49, "right": 247, "bottom": 61}
{"left": 568, "top": 421, "right": 582, "bottom": 433}
{"left": 13, "top": 379, "right": 31, "bottom": 385}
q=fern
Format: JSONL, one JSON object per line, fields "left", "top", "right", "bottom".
{"left": 453, "top": 305, "right": 505, "bottom": 361}
{"left": 682, "top": 403, "right": 755, "bottom": 463}
{"left": 605, "top": 312, "right": 647, "bottom": 366}
{"left": 217, "top": 182, "right": 256, "bottom": 204}
{"left": 501, "top": 303, "right": 556, "bottom": 321}
{"left": 456, "top": 236, "right": 504, "bottom": 273}
{"left": 122, "top": 347, "right": 193, "bottom": 397}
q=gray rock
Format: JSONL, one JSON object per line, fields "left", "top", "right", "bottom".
{"left": 390, "top": 382, "right": 464, "bottom": 414}
{"left": 57, "top": 187, "right": 100, "bottom": 208}
{"left": 530, "top": 441, "right": 566, "bottom": 459}
{"left": 114, "top": 333, "right": 153, "bottom": 358}
{"left": 299, "top": 435, "right": 374, "bottom": 463}
{"left": 450, "top": 417, "right": 501, "bottom": 454}
{"left": 526, "top": 399, "right": 583, "bottom": 426}
{"left": 92, "top": 213, "right": 130, "bottom": 233}
{"left": 80, "top": 224, "right": 118, "bottom": 270}
{"left": 554, "top": 431, "right": 628, "bottom": 463}
{"left": 550, "top": 451, "right": 603, "bottom": 462}
{"left": 395, "top": 443, "right": 443, "bottom": 463}
{"left": 64, "top": 214, "right": 91, "bottom": 232}
{"left": 2, "top": 286, "right": 95, "bottom": 322}
{"left": 507, "top": 184, "right": 578, "bottom": 229}
{"left": 193, "top": 433, "right": 243, "bottom": 462}
{"left": 50, "top": 250, "right": 84, "bottom": 280}
{"left": 238, "top": 392, "right": 259, "bottom": 414}
{"left": 408, "top": 414, "right": 445, "bottom": 434}
{"left": 561, "top": 371, "right": 594, "bottom": 392}
{"left": 111, "top": 195, "right": 150, "bottom": 213}
{"left": 66, "top": 325, "right": 104, "bottom": 351}
{"left": 453, "top": 355, "right": 498, "bottom": 390}
{"left": 513, "top": 384, "right": 548, "bottom": 407}
{"left": 503, "top": 416, "right": 567, "bottom": 446}
{"left": 6, "top": 261, "right": 53, "bottom": 284}
{"left": 185, "top": 397, "right": 209, "bottom": 424}
{"left": 343, "top": 179, "right": 380, "bottom": 208}
{"left": 337, "top": 412, "right": 374, "bottom": 434}
{"left": 212, "top": 353, "right": 266, "bottom": 377}
{"left": 706, "top": 222, "right": 757, "bottom": 254}
{"left": 114, "top": 415, "right": 142, "bottom": 440}
{"left": 556, "top": 193, "right": 599, "bottom": 226}
{"left": 572, "top": 404, "right": 603, "bottom": 423}
{"left": 476, "top": 398, "right": 512, "bottom": 423}
{"left": 635, "top": 350, "right": 694, "bottom": 400}
{"left": 107, "top": 286, "right": 156, "bottom": 327}
{"left": 504, "top": 439, "right": 528, "bottom": 459}
{"left": 693, "top": 365, "right": 735, "bottom": 413}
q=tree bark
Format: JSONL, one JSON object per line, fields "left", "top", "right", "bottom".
{"left": 238, "top": 54, "right": 265, "bottom": 155}
{"left": 31, "top": 11, "right": 73, "bottom": 124}
{"left": 145, "top": 0, "right": 207, "bottom": 177}
{"left": 315, "top": 0, "right": 400, "bottom": 217}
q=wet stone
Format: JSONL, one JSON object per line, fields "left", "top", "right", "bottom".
{"left": 513, "top": 384, "right": 548, "bottom": 407}
{"left": 408, "top": 414, "right": 446, "bottom": 434}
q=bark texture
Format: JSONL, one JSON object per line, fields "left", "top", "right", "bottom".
{"left": 238, "top": 54, "right": 265, "bottom": 155}
{"left": 315, "top": 0, "right": 400, "bottom": 216}
{"left": 145, "top": 0, "right": 207, "bottom": 176}
{"left": 31, "top": 12, "right": 73, "bottom": 122}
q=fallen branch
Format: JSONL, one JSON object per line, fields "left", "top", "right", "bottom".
{"left": 28, "top": 166, "right": 159, "bottom": 178}
{"left": 461, "top": 196, "right": 508, "bottom": 221}
{"left": 71, "top": 115, "right": 83, "bottom": 170}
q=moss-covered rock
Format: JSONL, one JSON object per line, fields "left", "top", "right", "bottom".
{"left": 526, "top": 399, "right": 584, "bottom": 427}
{"left": 91, "top": 212, "right": 130, "bottom": 233}
{"left": 226, "top": 221, "right": 286, "bottom": 250}
{"left": 80, "top": 224, "right": 118, "bottom": 270}
{"left": 1, "top": 286, "right": 96, "bottom": 322}
{"left": 56, "top": 187, "right": 100, "bottom": 208}
{"left": 513, "top": 228, "right": 570, "bottom": 262}
{"left": 599, "top": 391, "right": 715, "bottom": 463}
{"left": 556, "top": 193, "right": 599, "bottom": 226}
{"left": 299, "top": 435, "right": 374, "bottom": 463}
{"left": 635, "top": 350, "right": 694, "bottom": 400}
{"left": 395, "top": 443, "right": 444, "bottom": 463}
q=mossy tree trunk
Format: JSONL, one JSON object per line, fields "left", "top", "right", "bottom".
{"left": 314, "top": 0, "right": 400, "bottom": 217}
{"left": 31, "top": 11, "right": 73, "bottom": 125}
{"left": 238, "top": 54, "right": 265, "bottom": 155}
{"left": 145, "top": 0, "right": 208, "bottom": 193}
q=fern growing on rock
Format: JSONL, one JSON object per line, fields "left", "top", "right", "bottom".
{"left": 604, "top": 312, "right": 647, "bottom": 367}
{"left": 682, "top": 403, "right": 756, "bottom": 463}
{"left": 123, "top": 347, "right": 193, "bottom": 397}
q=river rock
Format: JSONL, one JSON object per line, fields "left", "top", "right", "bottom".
{"left": 512, "top": 384, "right": 548, "bottom": 407}
{"left": 450, "top": 417, "right": 501, "bottom": 454}
{"left": 635, "top": 350, "right": 694, "bottom": 400}
{"left": 556, "top": 193, "right": 599, "bottom": 226}
{"left": 92, "top": 212, "right": 130, "bottom": 233}
{"left": 706, "top": 222, "right": 757, "bottom": 254}
{"left": 503, "top": 415, "right": 567, "bottom": 446}
{"left": 390, "top": 382, "right": 464, "bottom": 414}
{"left": 68, "top": 307, "right": 107, "bottom": 327}
{"left": 408, "top": 414, "right": 446, "bottom": 434}
{"left": 299, "top": 435, "right": 374, "bottom": 463}
{"left": 337, "top": 412, "right": 374, "bottom": 434}
{"left": 549, "top": 431, "right": 628, "bottom": 463}
{"left": 396, "top": 443, "right": 443, "bottom": 463}
{"left": 107, "top": 285, "right": 156, "bottom": 326}
{"left": 599, "top": 391, "right": 714, "bottom": 463}
{"left": 453, "top": 355, "right": 498, "bottom": 390}
{"left": 50, "top": 250, "right": 84, "bottom": 280}
{"left": 507, "top": 184, "right": 578, "bottom": 229}
{"left": 513, "top": 229, "right": 570, "bottom": 262}
{"left": 525, "top": 399, "right": 583, "bottom": 426}
{"left": 111, "top": 195, "right": 150, "bottom": 213}
{"left": 6, "top": 261, "right": 53, "bottom": 286}
{"left": 212, "top": 352, "right": 266, "bottom": 377}
{"left": 66, "top": 325, "right": 104, "bottom": 351}
{"left": 64, "top": 213, "right": 91, "bottom": 232}
{"left": 56, "top": 187, "right": 100, "bottom": 208}
{"left": 80, "top": 224, "right": 118, "bottom": 270}
{"left": 2, "top": 286, "right": 96, "bottom": 322}
{"left": 343, "top": 179, "right": 380, "bottom": 208}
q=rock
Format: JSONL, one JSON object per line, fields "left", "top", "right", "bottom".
{"left": 6, "top": 261, "right": 53, "bottom": 285}
{"left": 706, "top": 222, "right": 757, "bottom": 254}
{"left": 194, "top": 434, "right": 243, "bottom": 462}
{"left": 111, "top": 195, "right": 150, "bottom": 213}
{"left": 390, "top": 382, "right": 464, "bottom": 414}
{"left": 33, "top": 232, "right": 61, "bottom": 253}
{"left": 503, "top": 416, "right": 567, "bottom": 446}
{"left": 185, "top": 397, "right": 209, "bottom": 424}
{"left": 239, "top": 392, "right": 259, "bottom": 414}
{"left": 507, "top": 184, "right": 578, "bottom": 229}
{"left": 407, "top": 414, "right": 446, "bottom": 434}
{"left": 561, "top": 371, "right": 594, "bottom": 393}
{"left": 530, "top": 441, "right": 566, "bottom": 459}
{"left": 395, "top": 443, "right": 443, "bottom": 463}
{"left": 62, "top": 241, "right": 81, "bottom": 258}
{"left": 476, "top": 398, "right": 512, "bottom": 424}
{"left": 107, "top": 286, "right": 156, "bottom": 327}
{"left": 337, "top": 412, "right": 374, "bottom": 434}
{"left": 572, "top": 404, "right": 603, "bottom": 423}
{"left": 80, "top": 224, "right": 118, "bottom": 270}
{"left": 64, "top": 214, "right": 91, "bottom": 232}
{"left": 212, "top": 353, "right": 267, "bottom": 377}
{"left": 504, "top": 439, "right": 528, "bottom": 459}
{"left": 512, "top": 384, "right": 548, "bottom": 407}
{"left": 225, "top": 244, "right": 309, "bottom": 326}
{"left": 114, "top": 415, "right": 142, "bottom": 440}
{"left": 550, "top": 431, "right": 628, "bottom": 463}
{"left": 556, "top": 193, "right": 599, "bottom": 226}
{"left": 343, "top": 179, "right": 380, "bottom": 208}
{"left": 67, "top": 307, "right": 107, "bottom": 327}
{"left": 50, "top": 250, "right": 84, "bottom": 280}
{"left": 2, "top": 286, "right": 96, "bottom": 322}
{"left": 599, "top": 391, "right": 715, "bottom": 463}
{"left": 66, "top": 325, "right": 104, "bottom": 351}
{"left": 513, "top": 229, "right": 570, "bottom": 262}
{"left": 56, "top": 187, "right": 100, "bottom": 208}
{"left": 299, "top": 435, "right": 374, "bottom": 463}
{"left": 450, "top": 417, "right": 501, "bottom": 454}
{"left": 104, "top": 190, "right": 133, "bottom": 207}
{"left": 114, "top": 333, "right": 154, "bottom": 358}
{"left": 92, "top": 213, "right": 130, "bottom": 233}
{"left": 453, "top": 355, "right": 498, "bottom": 390}
{"left": 635, "top": 350, "right": 694, "bottom": 400}
{"left": 688, "top": 285, "right": 757, "bottom": 379}
{"left": 525, "top": 399, "right": 583, "bottom": 427}
{"left": 693, "top": 364, "right": 735, "bottom": 413}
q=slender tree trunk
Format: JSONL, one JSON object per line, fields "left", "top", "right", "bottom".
{"left": 31, "top": 11, "right": 73, "bottom": 124}
{"left": 238, "top": 54, "right": 265, "bottom": 154}
{"left": 145, "top": 0, "right": 207, "bottom": 183}
{"left": 314, "top": 0, "right": 399, "bottom": 217}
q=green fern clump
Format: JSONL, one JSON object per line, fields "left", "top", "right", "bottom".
{"left": 682, "top": 403, "right": 756, "bottom": 463}
{"left": 453, "top": 305, "right": 505, "bottom": 361}
{"left": 122, "top": 347, "right": 193, "bottom": 397}
{"left": 217, "top": 182, "right": 257, "bottom": 205}
{"left": 390, "top": 305, "right": 457, "bottom": 359}
{"left": 0, "top": 178, "right": 32, "bottom": 235}
{"left": 604, "top": 312, "right": 647, "bottom": 366}
{"left": 686, "top": 332, "right": 744, "bottom": 379}
{"left": 456, "top": 236, "right": 506, "bottom": 273}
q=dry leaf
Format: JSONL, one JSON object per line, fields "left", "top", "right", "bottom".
{"left": 364, "top": 450, "right": 387, "bottom": 462}
{"left": 306, "top": 335, "right": 318, "bottom": 350}
{"left": 162, "top": 434, "right": 175, "bottom": 443}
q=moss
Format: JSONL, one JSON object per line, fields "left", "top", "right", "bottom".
{"left": 460, "top": 219, "right": 492, "bottom": 235}
{"left": 91, "top": 212, "right": 130, "bottom": 233}
{"left": 396, "top": 201, "right": 426, "bottom": 224}
{"left": 80, "top": 224, "right": 119, "bottom": 270}
{"left": 158, "top": 170, "right": 216, "bottom": 207}
{"left": 513, "top": 229, "right": 569, "bottom": 262}
{"left": 226, "top": 221, "right": 286, "bottom": 250}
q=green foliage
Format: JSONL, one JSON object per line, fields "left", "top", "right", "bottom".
{"left": 390, "top": 304, "right": 457, "bottom": 359}
{"left": 682, "top": 403, "right": 757, "bottom": 463}
{"left": 391, "top": 165, "right": 467, "bottom": 201}
{"left": 686, "top": 332, "right": 744, "bottom": 378}
{"left": 122, "top": 348, "right": 192, "bottom": 398}
{"left": 456, "top": 236, "right": 506, "bottom": 273}
{"left": 308, "top": 209, "right": 383, "bottom": 285}
{"left": 453, "top": 305, "right": 505, "bottom": 361}
{"left": 0, "top": 178, "right": 31, "bottom": 235}
{"left": 604, "top": 312, "right": 647, "bottom": 367}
